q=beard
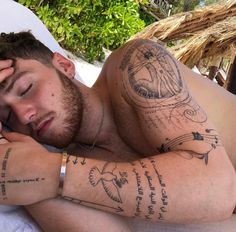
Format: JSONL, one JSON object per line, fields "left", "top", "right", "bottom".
{"left": 43, "top": 71, "right": 83, "bottom": 148}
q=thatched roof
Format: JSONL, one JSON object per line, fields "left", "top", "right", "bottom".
{"left": 134, "top": 0, "right": 236, "bottom": 42}
{"left": 170, "top": 16, "right": 236, "bottom": 68}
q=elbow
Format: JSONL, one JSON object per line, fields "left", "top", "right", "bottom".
{"left": 207, "top": 169, "right": 236, "bottom": 222}
{"left": 221, "top": 173, "right": 236, "bottom": 219}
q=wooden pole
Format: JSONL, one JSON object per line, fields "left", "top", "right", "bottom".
{"left": 225, "top": 55, "right": 236, "bottom": 94}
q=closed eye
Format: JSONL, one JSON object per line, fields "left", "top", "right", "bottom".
{"left": 20, "top": 83, "right": 33, "bottom": 96}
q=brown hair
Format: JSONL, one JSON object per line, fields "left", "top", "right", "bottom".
{"left": 0, "top": 31, "right": 54, "bottom": 66}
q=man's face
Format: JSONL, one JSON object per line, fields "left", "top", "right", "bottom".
{"left": 0, "top": 57, "right": 83, "bottom": 148}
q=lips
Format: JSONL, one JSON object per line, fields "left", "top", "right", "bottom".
{"left": 36, "top": 117, "right": 54, "bottom": 137}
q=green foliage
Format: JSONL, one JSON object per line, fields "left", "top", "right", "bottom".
{"left": 19, "top": 0, "right": 146, "bottom": 62}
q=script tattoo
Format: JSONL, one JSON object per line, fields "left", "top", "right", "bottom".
{"left": 89, "top": 162, "right": 128, "bottom": 203}
{"left": 133, "top": 158, "right": 168, "bottom": 220}
{"left": 158, "top": 129, "right": 221, "bottom": 165}
{"left": 148, "top": 157, "right": 168, "bottom": 221}
{"left": 133, "top": 168, "right": 144, "bottom": 217}
{"left": 0, "top": 148, "right": 11, "bottom": 200}
{"left": 0, "top": 148, "right": 46, "bottom": 200}
{"left": 120, "top": 40, "right": 207, "bottom": 130}
{"left": 0, "top": 177, "right": 45, "bottom": 184}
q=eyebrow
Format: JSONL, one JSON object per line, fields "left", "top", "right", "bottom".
{"left": 4, "top": 70, "right": 28, "bottom": 93}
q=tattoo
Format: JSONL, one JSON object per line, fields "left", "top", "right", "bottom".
{"left": 62, "top": 196, "right": 124, "bottom": 213}
{"left": 133, "top": 168, "right": 144, "bottom": 217}
{"left": 148, "top": 157, "right": 168, "bottom": 221}
{"left": 158, "top": 129, "right": 221, "bottom": 165}
{"left": 120, "top": 40, "right": 207, "bottom": 130}
{"left": 127, "top": 44, "right": 182, "bottom": 99}
{"left": 144, "top": 170, "right": 156, "bottom": 219}
{"left": 67, "top": 155, "right": 86, "bottom": 166}
{"left": 133, "top": 158, "right": 168, "bottom": 221}
{"left": 81, "top": 157, "right": 86, "bottom": 165}
{"left": 0, "top": 148, "right": 11, "bottom": 200}
{"left": 89, "top": 162, "right": 128, "bottom": 203}
{"left": 0, "top": 177, "right": 45, "bottom": 184}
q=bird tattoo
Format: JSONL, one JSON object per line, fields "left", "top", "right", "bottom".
{"left": 89, "top": 162, "right": 123, "bottom": 203}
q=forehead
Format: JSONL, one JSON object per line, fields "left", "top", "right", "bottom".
{"left": 0, "top": 59, "right": 26, "bottom": 91}
{"left": 0, "top": 58, "right": 52, "bottom": 92}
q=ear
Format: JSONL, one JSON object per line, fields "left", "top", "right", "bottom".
{"left": 52, "top": 52, "right": 75, "bottom": 79}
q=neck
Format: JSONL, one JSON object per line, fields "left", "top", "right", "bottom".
{"left": 73, "top": 82, "right": 106, "bottom": 146}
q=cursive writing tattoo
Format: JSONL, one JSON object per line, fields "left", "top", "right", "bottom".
{"left": 133, "top": 168, "right": 144, "bottom": 217}
{"left": 0, "top": 177, "right": 45, "bottom": 184}
{"left": 0, "top": 148, "right": 11, "bottom": 200}
{"left": 133, "top": 158, "right": 168, "bottom": 221}
{"left": 148, "top": 157, "right": 168, "bottom": 220}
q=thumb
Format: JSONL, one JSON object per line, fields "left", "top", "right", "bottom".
{"left": 2, "top": 131, "right": 29, "bottom": 142}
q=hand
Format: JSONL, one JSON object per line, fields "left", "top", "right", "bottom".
{"left": 0, "top": 131, "right": 62, "bottom": 205}
{"left": 0, "top": 59, "right": 14, "bottom": 83}
{"left": 0, "top": 122, "right": 8, "bottom": 145}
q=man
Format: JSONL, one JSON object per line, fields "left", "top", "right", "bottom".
{"left": 0, "top": 31, "right": 235, "bottom": 231}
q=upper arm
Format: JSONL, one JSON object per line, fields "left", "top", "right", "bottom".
{"left": 115, "top": 39, "right": 223, "bottom": 163}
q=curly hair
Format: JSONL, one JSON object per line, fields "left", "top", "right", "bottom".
{"left": 0, "top": 31, "right": 54, "bottom": 67}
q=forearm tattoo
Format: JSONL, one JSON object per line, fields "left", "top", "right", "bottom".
{"left": 63, "top": 157, "right": 168, "bottom": 221}
{"left": 89, "top": 162, "right": 127, "bottom": 203}
{"left": 0, "top": 148, "right": 45, "bottom": 201}
{"left": 0, "top": 148, "right": 11, "bottom": 200}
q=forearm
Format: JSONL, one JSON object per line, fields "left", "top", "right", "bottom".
{"left": 61, "top": 149, "right": 236, "bottom": 223}
{"left": 26, "top": 198, "right": 132, "bottom": 232}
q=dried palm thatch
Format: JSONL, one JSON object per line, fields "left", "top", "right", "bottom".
{"left": 170, "top": 16, "right": 236, "bottom": 68}
{"left": 133, "top": 0, "right": 236, "bottom": 42}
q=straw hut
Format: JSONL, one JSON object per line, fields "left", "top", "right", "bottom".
{"left": 133, "top": 0, "right": 236, "bottom": 94}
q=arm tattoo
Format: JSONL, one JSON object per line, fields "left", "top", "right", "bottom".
{"left": 120, "top": 41, "right": 219, "bottom": 165}
{"left": 89, "top": 162, "right": 128, "bottom": 203}
{"left": 0, "top": 148, "right": 11, "bottom": 200}
{"left": 0, "top": 148, "right": 45, "bottom": 200}
{"left": 121, "top": 41, "right": 182, "bottom": 99}
{"left": 158, "top": 129, "right": 222, "bottom": 165}
{"left": 120, "top": 40, "right": 207, "bottom": 130}
{"left": 65, "top": 158, "right": 168, "bottom": 220}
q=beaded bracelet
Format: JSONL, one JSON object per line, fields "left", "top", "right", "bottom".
{"left": 58, "top": 151, "right": 68, "bottom": 196}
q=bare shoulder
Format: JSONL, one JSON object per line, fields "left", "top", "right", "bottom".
{"left": 104, "top": 39, "right": 226, "bottom": 158}
{"left": 104, "top": 39, "right": 183, "bottom": 100}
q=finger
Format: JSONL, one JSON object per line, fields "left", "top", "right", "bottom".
{"left": 0, "top": 67, "right": 14, "bottom": 83}
{"left": 0, "top": 59, "right": 14, "bottom": 82}
{"left": 0, "top": 134, "right": 8, "bottom": 144}
{"left": 0, "top": 59, "right": 13, "bottom": 69}
{"left": 2, "top": 131, "right": 30, "bottom": 142}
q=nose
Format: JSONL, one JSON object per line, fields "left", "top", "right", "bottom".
{"left": 11, "top": 101, "right": 37, "bottom": 125}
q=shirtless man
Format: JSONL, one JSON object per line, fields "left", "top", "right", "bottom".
{"left": 0, "top": 31, "right": 235, "bottom": 231}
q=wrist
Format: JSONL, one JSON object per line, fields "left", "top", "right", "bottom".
{"left": 43, "top": 152, "right": 63, "bottom": 200}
